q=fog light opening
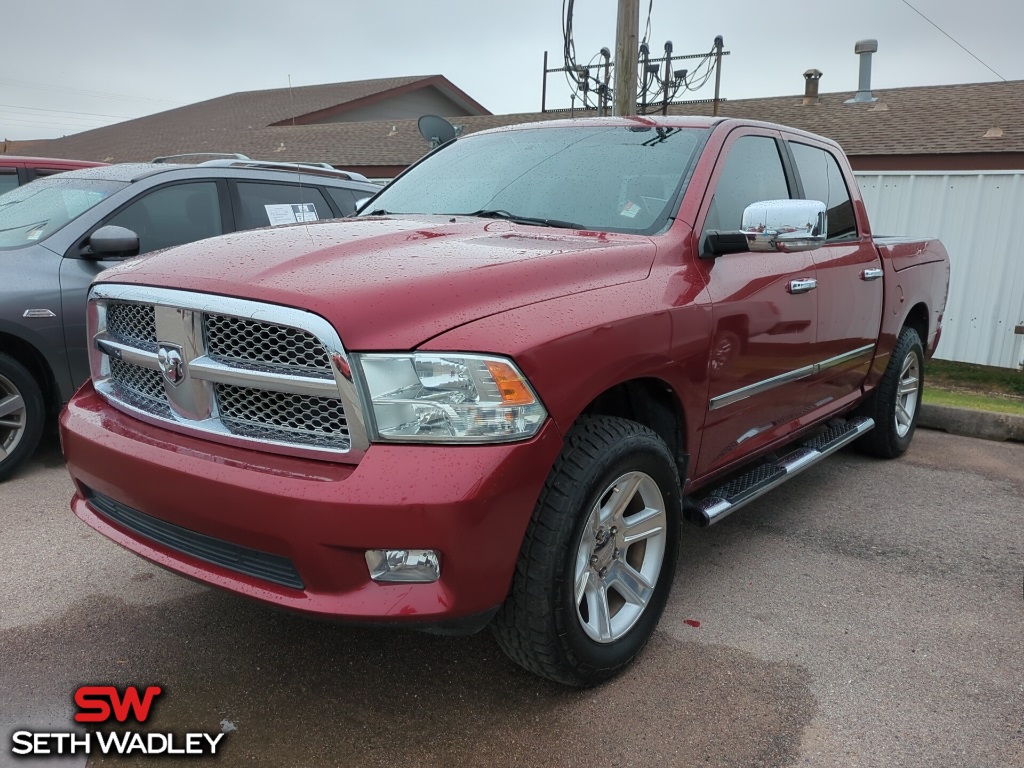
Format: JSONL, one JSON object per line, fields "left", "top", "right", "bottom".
{"left": 365, "top": 549, "right": 441, "bottom": 583}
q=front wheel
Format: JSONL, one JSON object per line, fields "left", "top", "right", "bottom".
{"left": 492, "top": 416, "right": 681, "bottom": 686}
{"left": 856, "top": 326, "right": 925, "bottom": 458}
{"left": 0, "top": 353, "right": 45, "bottom": 482}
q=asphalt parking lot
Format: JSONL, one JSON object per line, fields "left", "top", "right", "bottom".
{"left": 1, "top": 428, "right": 1021, "bottom": 767}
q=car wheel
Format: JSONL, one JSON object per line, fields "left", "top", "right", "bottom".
{"left": 492, "top": 416, "right": 681, "bottom": 686}
{"left": 856, "top": 326, "right": 924, "bottom": 459}
{"left": 0, "top": 353, "right": 45, "bottom": 482}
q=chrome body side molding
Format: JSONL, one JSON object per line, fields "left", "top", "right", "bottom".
{"left": 709, "top": 344, "right": 876, "bottom": 411}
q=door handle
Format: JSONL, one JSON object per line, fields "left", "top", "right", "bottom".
{"left": 787, "top": 278, "right": 817, "bottom": 294}
{"left": 861, "top": 268, "right": 884, "bottom": 281}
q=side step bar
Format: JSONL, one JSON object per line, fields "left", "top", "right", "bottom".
{"left": 686, "top": 417, "right": 875, "bottom": 527}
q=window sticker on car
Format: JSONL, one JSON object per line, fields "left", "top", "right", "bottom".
{"left": 264, "top": 203, "right": 319, "bottom": 226}
{"left": 620, "top": 201, "right": 641, "bottom": 218}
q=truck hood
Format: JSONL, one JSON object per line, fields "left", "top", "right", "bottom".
{"left": 99, "top": 215, "right": 657, "bottom": 349}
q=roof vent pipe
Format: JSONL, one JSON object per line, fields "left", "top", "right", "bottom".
{"left": 846, "top": 39, "right": 878, "bottom": 103}
{"left": 802, "top": 69, "right": 823, "bottom": 105}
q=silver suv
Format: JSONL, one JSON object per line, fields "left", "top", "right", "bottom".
{"left": 0, "top": 159, "right": 381, "bottom": 479}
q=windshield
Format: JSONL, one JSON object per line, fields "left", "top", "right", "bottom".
{"left": 360, "top": 125, "right": 708, "bottom": 234}
{"left": 0, "top": 177, "right": 126, "bottom": 248}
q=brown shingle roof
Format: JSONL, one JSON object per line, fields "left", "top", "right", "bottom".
{"left": 10, "top": 79, "right": 1024, "bottom": 171}
{"left": 5, "top": 75, "right": 485, "bottom": 164}
{"left": 670, "top": 79, "right": 1024, "bottom": 157}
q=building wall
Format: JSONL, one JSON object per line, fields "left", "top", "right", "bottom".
{"left": 855, "top": 170, "right": 1024, "bottom": 369}
{"left": 315, "top": 90, "right": 469, "bottom": 123}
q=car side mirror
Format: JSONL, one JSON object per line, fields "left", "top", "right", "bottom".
{"left": 703, "top": 199, "right": 828, "bottom": 257}
{"left": 742, "top": 199, "right": 827, "bottom": 253}
{"left": 353, "top": 197, "right": 371, "bottom": 214}
{"left": 84, "top": 225, "right": 140, "bottom": 259}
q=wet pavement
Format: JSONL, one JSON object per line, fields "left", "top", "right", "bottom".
{"left": 1, "top": 429, "right": 1021, "bottom": 767}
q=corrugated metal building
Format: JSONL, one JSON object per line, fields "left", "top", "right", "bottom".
{"left": 856, "top": 171, "right": 1024, "bottom": 370}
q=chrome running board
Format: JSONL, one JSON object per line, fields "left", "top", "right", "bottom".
{"left": 687, "top": 417, "right": 875, "bottom": 527}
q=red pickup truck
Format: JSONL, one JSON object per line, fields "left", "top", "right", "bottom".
{"left": 60, "top": 116, "right": 949, "bottom": 686}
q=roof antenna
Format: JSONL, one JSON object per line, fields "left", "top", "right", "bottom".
{"left": 287, "top": 74, "right": 313, "bottom": 241}
{"left": 288, "top": 74, "right": 297, "bottom": 127}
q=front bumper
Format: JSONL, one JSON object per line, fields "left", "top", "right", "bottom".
{"left": 60, "top": 383, "right": 563, "bottom": 628}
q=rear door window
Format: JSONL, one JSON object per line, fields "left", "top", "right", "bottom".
{"left": 30, "top": 168, "right": 70, "bottom": 180}
{"left": 233, "top": 182, "right": 331, "bottom": 229}
{"left": 789, "top": 142, "right": 857, "bottom": 240}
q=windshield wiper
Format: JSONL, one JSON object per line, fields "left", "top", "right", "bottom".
{"left": 366, "top": 208, "right": 391, "bottom": 216}
{"left": 464, "top": 209, "right": 581, "bottom": 230}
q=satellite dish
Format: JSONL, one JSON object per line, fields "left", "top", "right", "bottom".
{"left": 418, "top": 115, "right": 460, "bottom": 149}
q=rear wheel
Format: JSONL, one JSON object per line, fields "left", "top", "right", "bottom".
{"left": 492, "top": 416, "right": 681, "bottom": 686}
{"left": 0, "top": 353, "right": 45, "bottom": 482}
{"left": 856, "top": 326, "right": 924, "bottom": 458}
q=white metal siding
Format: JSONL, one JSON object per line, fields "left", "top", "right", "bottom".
{"left": 855, "top": 171, "right": 1024, "bottom": 369}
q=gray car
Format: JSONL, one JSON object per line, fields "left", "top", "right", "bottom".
{"left": 0, "top": 160, "right": 381, "bottom": 479}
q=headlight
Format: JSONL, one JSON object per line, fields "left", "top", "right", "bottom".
{"left": 353, "top": 353, "right": 547, "bottom": 443}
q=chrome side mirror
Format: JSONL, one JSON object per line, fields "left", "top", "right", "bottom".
{"left": 741, "top": 199, "right": 827, "bottom": 253}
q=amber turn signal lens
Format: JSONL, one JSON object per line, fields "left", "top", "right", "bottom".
{"left": 484, "top": 360, "right": 537, "bottom": 406}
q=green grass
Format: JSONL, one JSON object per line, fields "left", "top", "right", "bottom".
{"left": 922, "top": 387, "right": 1024, "bottom": 416}
{"left": 927, "top": 359, "right": 1024, "bottom": 397}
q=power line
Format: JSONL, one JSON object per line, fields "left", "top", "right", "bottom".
{"left": 0, "top": 116, "right": 117, "bottom": 131}
{"left": 0, "top": 117, "right": 108, "bottom": 131}
{"left": 0, "top": 103, "right": 134, "bottom": 120}
{"left": 0, "top": 113, "right": 121, "bottom": 130}
{"left": 899, "top": 0, "right": 1006, "bottom": 81}
{"left": 0, "top": 76, "right": 178, "bottom": 105}
{"left": 640, "top": 0, "right": 653, "bottom": 46}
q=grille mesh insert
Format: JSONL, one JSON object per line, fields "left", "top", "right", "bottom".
{"left": 109, "top": 358, "right": 170, "bottom": 417}
{"left": 205, "top": 314, "right": 332, "bottom": 375}
{"left": 215, "top": 384, "right": 349, "bottom": 448}
{"left": 106, "top": 302, "right": 157, "bottom": 350}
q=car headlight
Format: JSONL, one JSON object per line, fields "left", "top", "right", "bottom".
{"left": 353, "top": 353, "right": 547, "bottom": 443}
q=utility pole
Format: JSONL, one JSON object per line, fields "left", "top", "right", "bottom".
{"left": 613, "top": 0, "right": 639, "bottom": 116}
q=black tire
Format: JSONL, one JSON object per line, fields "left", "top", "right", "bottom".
{"left": 0, "top": 353, "right": 45, "bottom": 482}
{"left": 856, "top": 326, "right": 925, "bottom": 458}
{"left": 492, "top": 416, "right": 681, "bottom": 686}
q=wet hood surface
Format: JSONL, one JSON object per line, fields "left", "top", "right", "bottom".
{"left": 98, "top": 215, "right": 657, "bottom": 349}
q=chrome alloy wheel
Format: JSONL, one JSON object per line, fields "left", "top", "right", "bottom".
{"left": 573, "top": 471, "right": 668, "bottom": 644}
{"left": 895, "top": 351, "right": 921, "bottom": 438}
{"left": 0, "top": 372, "right": 27, "bottom": 461}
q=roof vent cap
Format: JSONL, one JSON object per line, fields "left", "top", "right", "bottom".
{"left": 846, "top": 39, "right": 879, "bottom": 104}
{"left": 802, "top": 69, "right": 823, "bottom": 105}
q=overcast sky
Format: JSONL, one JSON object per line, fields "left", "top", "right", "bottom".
{"left": 3, "top": 0, "right": 1021, "bottom": 142}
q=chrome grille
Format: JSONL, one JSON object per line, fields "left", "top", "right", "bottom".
{"left": 109, "top": 358, "right": 172, "bottom": 418}
{"left": 106, "top": 302, "right": 157, "bottom": 350}
{"left": 89, "top": 285, "right": 365, "bottom": 460}
{"left": 216, "top": 384, "right": 349, "bottom": 448}
{"left": 204, "top": 314, "right": 332, "bottom": 375}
